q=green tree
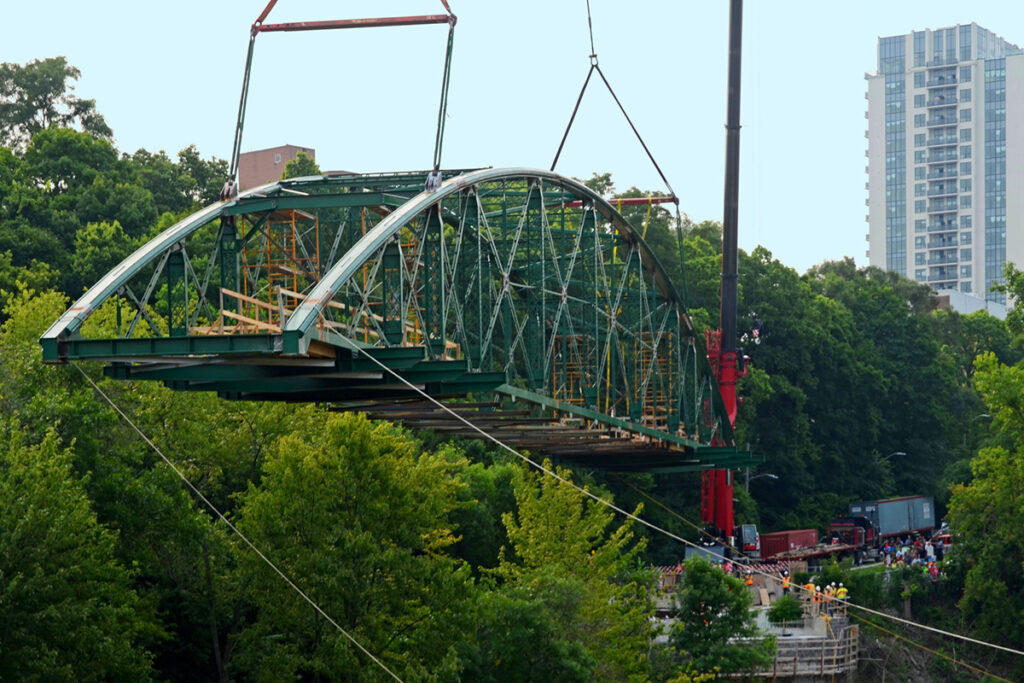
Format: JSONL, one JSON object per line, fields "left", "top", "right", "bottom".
{"left": 457, "top": 585, "right": 594, "bottom": 682}
{"left": 0, "top": 57, "right": 111, "bottom": 149}
{"left": 177, "top": 144, "right": 228, "bottom": 207}
{"left": 231, "top": 413, "right": 474, "bottom": 680}
{"left": 281, "top": 150, "right": 320, "bottom": 179}
{"left": 0, "top": 421, "right": 156, "bottom": 681}
{"left": 670, "top": 556, "right": 776, "bottom": 676}
{"left": 70, "top": 220, "right": 134, "bottom": 293}
{"left": 947, "top": 352, "right": 1024, "bottom": 648}
{"left": 450, "top": 460, "right": 517, "bottom": 571}
{"left": 497, "top": 463, "right": 655, "bottom": 681}
{"left": 127, "top": 148, "right": 195, "bottom": 215}
{"left": 0, "top": 249, "right": 58, "bottom": 317}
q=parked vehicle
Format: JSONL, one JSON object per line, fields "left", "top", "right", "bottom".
{"left": 759, "top": 529, "right": 819, "bottom": 562}
{"left": 849, "top": 496, "right": 935, "bottom": 538}
{"left": 737, "top": 495, "right": 936, "bottom": 566}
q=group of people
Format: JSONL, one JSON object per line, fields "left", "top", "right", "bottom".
{"left": 882, "top": 534, "right": 944, "bottom": 586}
{"left": 794, "top": 576, "right": 849, "bottom": 617}
{"left": 882, "top": 534, "right": 944, "bottom": 567}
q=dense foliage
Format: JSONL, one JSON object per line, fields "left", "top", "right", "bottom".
{"left": 4, "top": 57, "right": 1024, "bottom": 678}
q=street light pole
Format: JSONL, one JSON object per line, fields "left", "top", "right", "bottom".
{"left": 964, "top": 413, "right": 991, "bottom": 446}
{"left": 744, "top": 472, "right": 778, "bottom": 493}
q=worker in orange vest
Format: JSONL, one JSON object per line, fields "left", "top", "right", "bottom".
{"left": 745, "top": 571, "right": 754, "bottom": 586}
{"left": 781, "top": 571, "right": 790, "bottom": 595}
{"left": 823, "top": 583, "right": 835, "bottom": 616}
{"left": 811, "top": 586, "right": 822, "bottom": 616}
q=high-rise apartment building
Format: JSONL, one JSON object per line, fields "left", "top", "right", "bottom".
{"left": 865, "top": 24, "right": 1024, "bottom": 310}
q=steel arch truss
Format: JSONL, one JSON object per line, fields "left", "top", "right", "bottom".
{"left": 41, "top": 168, "right": 755, "bottom": 472}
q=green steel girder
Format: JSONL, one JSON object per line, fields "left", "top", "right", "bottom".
{"left": 43, "top": 333, "right": 285, "bottom": 362}
{"left": 223, "top": 192, "right": 410, "bottom": 216}
{"left": 42, "top": 167, "right": 745, "bottom": 474}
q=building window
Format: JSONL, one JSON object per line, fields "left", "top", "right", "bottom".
{"left": 915, "top": 269, "right": 927, "bottom": 281}
{"left": 961, "top": 179, "right": 972, "bottom": 193}
{"left": 961, "top": 65, "right": 972, "bottom": 82}
{"left": 914, "top": 94, "right": 925, "bottom": 107}
{"left": 961, "top": 231, "right": 972, "bottom": 245}
{"left": 914, "top": 183, "right": 926, "bottom": 196}
{"left": 274, "top": 153, "right": 282, "bottom": 164}
{"left": 917, "top": 31, "right": 933, "bottom": 66}
{"left": 914, "top": 114, "right": 925, "bottom": 127}
{"left": 914, "top": 72, "right": 925, "bottom": 87}
{"left": 960, "top": 109, "right": 972, "bottom": 122}
{"left": 960, "top": 128, "right": 971, "bottom": 142}
{"left": 960, "top": 25, "right": 972, "bottom": 62}
{"left": 961, "top": 281, "right": 972, "bottom": 292}
{"left": 915, "top": 252, "right": 926, "bottom": 265}
{"left": 962, "top": 216, "right": 972, "bottom": 229}
{"left": 915, "top": 150, "right": 927, "bottom": 163}
{"left": 915, "top": 200, "right": 926, "bottom": 213}
{"left": 961, "top": 265, "right": 972, "bottom": 278}
{"left": 915, "top": 166, "right": 926, "bottom": 180}
{"left": 960, "top": 195, "right": 972, "bottom": 209}
{"left": 914, "top": 133, "right": 925, "bottom": 147}
{"left": 961, "top": 161, "right": 971, "bottom": 175}
{"left": 915, "top": 219, "right": 926, "bottom": 232}
{"left": 960, "top": 88, "right": 971, "bottom": 102}
{"left": 961, "top": 145, "right": 972, "bottom": 159}
{"left": 915, "top": 236, "right": 926, "bottom": 248}
{"left": 961, "top": 248, "right": 972, "bottom": 261}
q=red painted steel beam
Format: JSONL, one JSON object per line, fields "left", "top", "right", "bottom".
{"left": 254, "top": 0, "right": 280, "bottom": 26}
{"left": 255, "top": 14, "right": 453, "bottom": 34}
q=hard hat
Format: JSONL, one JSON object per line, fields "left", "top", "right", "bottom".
{"left": 831, "top": 582, "right": 836, "bottom": 586}
{"left": 839, "top": 583, "right": 844, "bottom": 587}
{"left": 816, "top": 586, "right": 821, "bottom": 591}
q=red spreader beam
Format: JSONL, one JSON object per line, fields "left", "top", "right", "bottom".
{"left": 255, "top": 14, "right": 453, "bottom": 34}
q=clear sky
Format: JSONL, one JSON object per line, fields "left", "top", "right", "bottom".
{"left": 6, "top": 1, "right": 1024, "bottom": 274}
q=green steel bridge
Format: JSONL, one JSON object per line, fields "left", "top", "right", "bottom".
{"left": 41, "top": 166, "right": 757, "bottom": 473}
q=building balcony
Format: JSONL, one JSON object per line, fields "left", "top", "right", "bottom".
{"left": 927, "top": 255, "right": 958, "bottom": 265}
{"left": 927, "top": 239, "right": 958, "bottom": 249}
{"left": 928, "top": 278, "right": 959, "bottom": 288}
{"left": 927, "top": 186, "right": 957, "bottom": 197}
{"left": 926, "top": 116, "right": 955, "bottom": 127}
{"left": 927, "top": 150, "right": 958, "bottom": 162}
{"left": 927, "top": 96, "right": 958, "bottom": 107}
{"left": 927, "top": 221, "right": 958, "bottom": 233}
{"left": 928, "top": 201, "right": 959, "bottom": 213}
{"left": 926, "top": 76, "right": 957, "bottom": 87}
{"left": 927, "top": 168, "right": 957, "bottom": 179}
{"left": 927, "top": 137, "right": 958, "bottom": 147}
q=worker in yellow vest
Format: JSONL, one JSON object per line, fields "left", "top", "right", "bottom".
{"left": 836, "top": 583, "right": 849, "bottom": 615}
